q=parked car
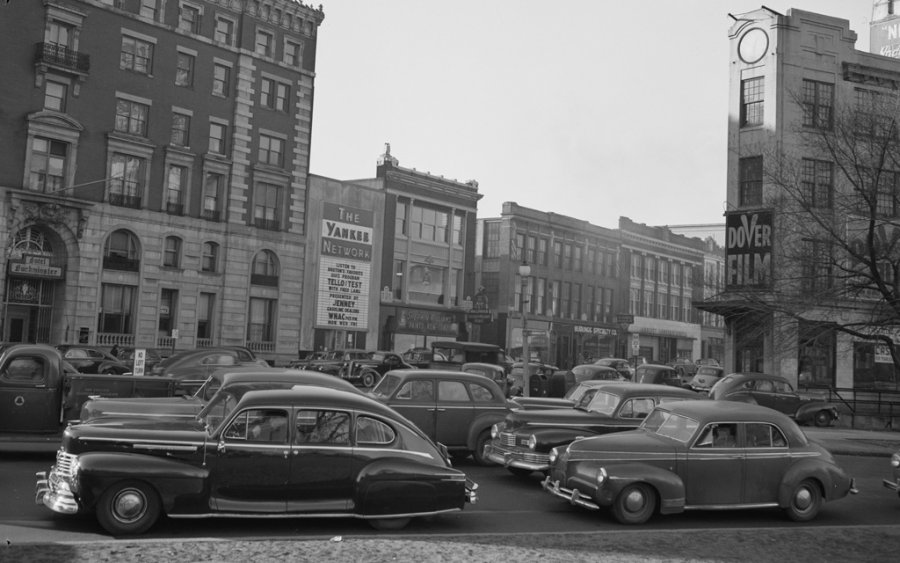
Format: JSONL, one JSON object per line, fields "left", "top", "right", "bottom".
{"left": 339, "top": 351, "right": 414, "bottom": 387}
{"left": 883, "top": 449, "right": 900, "bottom": 497}
{"left": 462, "top": 362, "right": 511, "bottom": 396}
{"left": 368, "top": 369, "right": 512, "bottom": 465}
{"left": 288, "top": 349, "right": 369, "bottom": 375}
{"left": 510, "top": 364, "right": 623, "bottom": 405}
{"left": 709, "top": 372, "right": 839, "bottom": 427}
{"left": 507, "top": 362, "right": 561, "bottom": 397}
{"left": 635, "top": 364, "right": 682, "bottom": 387}
{"left": 593, "top": 358, "right": 635, "bottom": 380}
{"left": 484, "top": 382, "right": 699, "bottom": 476}
{"left": 685, "top": 365, "right": 726, "bottom": 393}
{"left": 36, "top": 386, "right": 477, "bottom": 535}
{"left": 114, "top": 347, "right": 166, "bottom": 373}
{"left": 510, "top": 378, "right": 625, "bottom": 410}
{"left": 80, "top": 366, "right": 361, "bottom": 423}
{"left": 543, "top": 400, "right": 857, "bottom": 524}
{"left": 55, "top": 345, "right": 131, "bottom": 375}
{"left": 148, "top": 347, "right": 269, "bottom": 384}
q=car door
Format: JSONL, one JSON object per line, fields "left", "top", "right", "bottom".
{"left": 749, "top": 379, "right": 783, "bottom": 412}
{"left": 209, "top": 407, "right": 291, "bottom": 512}
{"left": 742, "top": 422, "right": 792, "bottom": 504}
{"left": 0, "top": 354, "right": 59, "bottom": 433}
{"left": 433, "top": 379, "right": 474, "bottom": 448}
{"left": 286, "top": 408, "right": 354, "bottom": 513}
{"left": 386, "top": 378, "right": 437, "bottom": 439}
{"left": 685, "top": 422, "right": 743, "bottom": 506}
{"left": 772, "top": 380, "right": 802, "bottom": 415}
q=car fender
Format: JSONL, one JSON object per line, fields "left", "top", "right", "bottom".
{"left": 75, "top": 451, "right": 208, "bottom": 513}
{"left": 598, "top": 463, "right": 685, "bottom": 514}
{"left": 466, "top": 412, "right": 509, "bottom": 450}
{"left": 794, "top": 402, "right": 838, "bottom": 424}
{"left": 355, "top": 457, "right": 464, "bottom": 515}
{"left": 529, "top": 427, "right": 603, "bottom": 451}
{"left": 777, "top": 457, "right": 835, "bottom": 504}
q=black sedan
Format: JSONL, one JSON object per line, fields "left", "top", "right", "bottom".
{"left": 36, "top": 386, "right": 477, "bottom": 535}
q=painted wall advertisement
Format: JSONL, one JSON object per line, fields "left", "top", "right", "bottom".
{"left": 316, "top": 203, "right": 373, "bottom": 329}
{"left": 725, "top": 210, "right": 772, "bottom": 289}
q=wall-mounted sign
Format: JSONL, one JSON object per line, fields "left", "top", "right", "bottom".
{"left": 316, "top": 203, "right": 373, "bottom": 329}
{"left": 7, "top": 254, "right": 64, "bottom": 279}
{"left": 725, "top": 210, "right": 772, "bottom": 289}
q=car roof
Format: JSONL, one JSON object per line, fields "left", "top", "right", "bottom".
{"left": 659, "top": 399, "right": 798, "bottom": 425}
{"left": 722, "top": 372, "right": 789, "bottom": 383}
{"left": 213, "top": 367, "right": 359, "bottom": 390}
{"left": 572, "top": 364, "right": 617, "bottom": 372}
{"left": 584, "top": 382, "right": 698, "bottom": 397}
{"left": 237, "top": 386, "right": 412, "bottom": 422}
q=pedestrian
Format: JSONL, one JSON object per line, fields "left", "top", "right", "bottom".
{"left": 110, "top": 344, "right": 120, "bottom": 358}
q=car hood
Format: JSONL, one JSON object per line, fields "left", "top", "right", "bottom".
{"left": 80, "top": 395, "right": 204, "bottom": 422}
{"left": 511, "top": 397, "right": 574, "bottom": 410}
{"left": 505, "top": 407, "right": 610, "bottom": 431}
{"left": 62, "top": 417, "right": 208, "bottom": 454}
{"left": 688, "top": 373, "right": 719, "bottom": 389}
{"left": 565, "top": 429, "right": 678, "bottom": 457}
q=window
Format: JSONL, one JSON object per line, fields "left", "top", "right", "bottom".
{"left": 203, "top": 172, "right": 223, "bottom": 221}
{"left": 801, "top": 80, "right": 834, "bottom": 130}
{"left": 44, "top": 80, "right": 66, "bottom": 111}
{"left": 120, "top": 35, "right": 153, "bottom": 74}
{"left": 115, "top": 99, "right": 149, "bottom": 136}
{"left": 537, "top": 238, "right": 548, "bottom": 266}
{"left": 227, "top": 409, "right": 288, "bottom": 443}
{"left": 573, "top": 245, "right": 583, "bottom": 272}
{"left": 800, "top": 159, "right": 833, "bottom": 209}
{"left": 294, "top": 411, "right": 350, "bottom": 445}
{"left": 746, "top": 423, "right": 788, "bottom": 448}
{"left": 284, "top": 40, "right": 302, "bottom": 66}
{"left": 212, "top": 63, "right": 229, "bottom": 96}
{"left": 739, "top": 156, "right": 763, "bottom": 207}
{"left": 109, "top": 153, "right": 145, "bottom": 207}
{"left": 410, "top": 205, "right": 449, "bottom": 242}
{"left": 170, "top": 113, "right": 190, "bottom": 146}
{"left": 158, "top": 288, "right": 178, "bottom": 335}
{"left": 876, "top": 172, "right": 899, "bottom": 217}
{"left": 247, "top": 297, "right": 276, "bottom": 342}
{"left": 553, "top": 241, "right": 563, "bottom": 268}
{"left": 260, "top": 78, "right": 289, "bottom": 111}
{"left": 175, "top": 52, "right": 194, "bottom": 87}
{"left": 179, "top": 3, "right": 201, "bottom": 33}
{"left": 356, "top": 416, "right": 395, "bottom": 445}
{"left": 396, "top": 200, "right": 408, "bottom": 235}
{"left": 197, "top": 292, "right": 214, "bottom": 339}
{"left": 483, "top": 221, "right": 500, "bottom": 257}
{"left": 165, "top": 165, "right": 186, "bottom": 215}
{"left": 572, "top": 283, "right": 582, "bottom": 319}
{"left": 438, "top": 380, "right": 470, "bottom": 402}
{"left": 48, "top": 20, "right": 73, "bottom": 48}
{"left": 258, "top": 134, "right": 283, "bottom": 166}
{"left": 255, "top": 29, "right": 273, "bottom": 57}
{"left": 29, "top": 137, "right": 66, "bottom": 192}
{"left": 563, "top": 243, "right": 572, "bottom": 270}
{"left": 99, "top": 283, "right": 136, "bottom": 333}
{"left": 396, "top": 380, "right": 434, "bottom": 401}
{"left": 253, "top": 183, "right": 281, "bottom": 230}
{"left": 855, "top": 89, "right": 896, "bottom": 139}
{"left": 740, "top": 77, "right": 764, "bottom": 127}
{"left": 802, "top": 240, "right": 833, "bottom": 292}
{"left": 139, "top": 0, "right": 158, "bottom": 20}
{"left": 209, "top": 121, "right": 227, "bottom": 154}
{"left": 163, "top": 236, "right": 182, "bottom": 268}
{"left": 202, "top": 242, "right": 219, "bottom": 272}
{"left": 214, "top": 16, "right": 234, "bottom": 45}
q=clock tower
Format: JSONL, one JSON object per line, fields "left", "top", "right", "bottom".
{"left": 871, "top": 0, "right": 900, "bottom": 58}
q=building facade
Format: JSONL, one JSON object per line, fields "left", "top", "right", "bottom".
{"left": 0, "top": 0, "right": 323, "bottom": 365}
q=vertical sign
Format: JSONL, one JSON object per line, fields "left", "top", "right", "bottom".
{"left": 133, "top": 349, "right": 146, "bottom": 376}
{"left": 316, "top": 203, "right": 373, "bottom": 329}
{"left": 725, "top": 210, "right": 772, "bottom": 289}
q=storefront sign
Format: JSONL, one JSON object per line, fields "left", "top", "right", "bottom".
{"left": 574, "top": 325, "right": 617, "bottom": 337}
{"left": 395, "top": 308, "right": 458, "bottom": 336}
{"left": 316, "top": 203, "right": 373, "bottom": 329}
{"left": 8, "top": 254, "right": 63, "bottom": 279}
{"left": 725, "top": 210, "right": 772, "bottom": 289}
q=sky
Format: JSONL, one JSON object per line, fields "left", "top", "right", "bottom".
{"left": 309, "top": 0, "right": 875, "bottom": 231}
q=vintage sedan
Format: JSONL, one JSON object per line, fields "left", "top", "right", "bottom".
{"left": 80, "top": 367, "right": 361, "bottom": 422}
{"left": 883, "top": 449, "right": 900, "bottom": 497}
{"left": 485, "top": 383, "right": 698, "bottom": 476}
{"left": 56, "top": 345, "right": 131, "bottom": 375}
{"left": 510, "top": 372, "right": 624, "bottom": 410}
{"left": 36, "top": 386, "right": 477, "bottom": 535}
{"left": 685, "top": 365, "right": 725, "bottom": 393}
{"left": 149, "top": 347, "right": 269, "bottom": 383}
{"left": 369, "top": 369, "right": 512, "bottom": 465}
{"left": 709, "top": 372, "right": 839, "bottom": 427}
{"left": 594, "top": 358, "right": 635, "bottom": 380}
{"left": 543, "top": 400, "right": 856, "bottom": 524}
{"left": 339, "top": 351, "right": 414, "bottom": 388}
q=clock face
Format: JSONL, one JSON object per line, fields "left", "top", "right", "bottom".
{"left": 739, "top": 28, "right": 768, "bottom": 64}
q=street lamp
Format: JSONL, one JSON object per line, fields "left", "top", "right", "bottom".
{"left": 519, "top": 261, "right": 532, "bottom": 397}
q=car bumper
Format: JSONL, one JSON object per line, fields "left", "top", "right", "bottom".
{"left": 883, "top": 478, "right": 900, "bottom": 493}
{"left": 35, "top": 469, "right": 80, "bottom": 515}
{"left": 484, "top": 443, "right": 550, "bottom": 471}
{"left": 465, "top": 478, "right": 479, "bottom": 504}
{"left": 541, "top": 475, "right": 600, "bottom": 510}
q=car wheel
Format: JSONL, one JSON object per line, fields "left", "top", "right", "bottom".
{"left": 369, "top": 517, "right": 411, "bottom": 531}
{"left": 95, "top": 480, "right": 161, "bottom": 535}
{"left": 472, "top": 430, "right": 495, "bottom": 466}
{"left": 785, "top": 479, "right": 822, "bottom": 522}
{"left": 361, "top": 371, "right": 377, "bottom": 388}
{"left": 611, "top": 483, "right": 656, "bottom": 525}
{"left": 813, "top": 410, "right": 834, "bottom": 427}
{"left": 507, "top": 467, "right": 533, "bottom": 478}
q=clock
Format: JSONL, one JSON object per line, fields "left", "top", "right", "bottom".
{"left": 738, "top": 28, "right": 768, "bottom": 64}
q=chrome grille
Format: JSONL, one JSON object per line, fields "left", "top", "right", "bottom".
{"left": 499, "top": 432, "right": 518, "bottom": 447}
{"left": 55, "top": 451, "right": 78, "bottom": 479}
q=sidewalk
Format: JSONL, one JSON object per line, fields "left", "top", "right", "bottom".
{"left": 805, "top": 425, "right": 900, "bottom": 456}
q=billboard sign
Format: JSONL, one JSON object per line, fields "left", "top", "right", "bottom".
{"left": 316, "top": 203, "right": 373, "bottom": 329}
{"left": 725, "top": 210, "right": 772, "bottom": 289}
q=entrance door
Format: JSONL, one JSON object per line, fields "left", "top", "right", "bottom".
{"left": 4, "top": 306, "right": 30, "bottom": 343}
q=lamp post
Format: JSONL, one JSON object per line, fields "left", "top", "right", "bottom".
{"left": 518, "top": 261, "right": 531, "bottom": 397}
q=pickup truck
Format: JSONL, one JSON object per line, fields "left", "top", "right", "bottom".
{"left": 0, "top": 343, "right": 175, "bottom": 446}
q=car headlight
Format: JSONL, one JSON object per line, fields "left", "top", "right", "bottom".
{"left": 596, "top": 467, "right": 608, "bottom": 487}
{"left": 491, "top": 423, "right": 501, "bottom": 439}
{"left": 891, "top": 453, "right": 900, "bottom": 468}
{"left": 527, "top": 435, "right": 537, "bottom": 450}
{"left": 548, "top": 447, "right": 558, "bottom": 464}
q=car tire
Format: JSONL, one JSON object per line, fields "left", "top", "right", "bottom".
{"left": 611, "top": 483, "right": 656, "bottom": 525}
{"left": 369, "top": 517, "right": 411, "bottom": 531}
{"left": 784, "top": 479, "right": 822, "bottom": 522}
{"left": 96, "top": 480, "right": 161, "bottom": 535}
{"left": 361, "top": 371, "right": 378, "bottom": 388}
{"left": 813, "top": 410, "right": 834, "bottom": 427}
{"left": 507, "top": 467, "right": 533, "bottom": 478}
{"left": 472, "top": 430, "right": 495, "bottom": 466}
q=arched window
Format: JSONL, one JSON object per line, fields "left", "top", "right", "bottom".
{"left": 251, "top": 249, "right": 279, "bottom": 286}
{"left": 103, "top": 229, "right": 140, "bottom": 271}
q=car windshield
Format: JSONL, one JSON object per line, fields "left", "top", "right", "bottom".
{"left": 371, "top": 373, "right": 403, "bottom": 398}
{"left": 197, "top": 391, "right": 239, "bottom": 434}
{"left": 578, "top": 391, "right": 620, "bottom": 415}
{"left": 695, "top": 366, "right": 721, "bottom": 377}
{"left": 640, "top": 409, "right": 699, "bottom": 443}
{"left": 192, "top": 375, "right": 223, "bottom": 401}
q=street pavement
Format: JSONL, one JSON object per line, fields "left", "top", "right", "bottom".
{"left": 806, "top": 425, "right": 900, "bottom": 457}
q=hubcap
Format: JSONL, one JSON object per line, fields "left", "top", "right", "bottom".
{"left": 794, "top": 487, "right": 812, "bottom": 510}
{"left": 113, "top": 489, "right": 147, "bottom": 523}
{"left": 624, "top": 489, "right": 646, "bottom": 513}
